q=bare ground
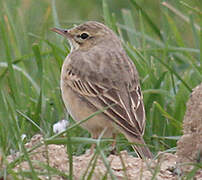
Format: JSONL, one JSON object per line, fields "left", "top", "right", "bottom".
{"left": 4, "top": 83, "right": 202, "bottom": 179}
{"left": 7, "top": 134, "right": 178, "bottom": 180}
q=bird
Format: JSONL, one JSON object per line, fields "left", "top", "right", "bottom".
{"left": 51, "top": 21, "right": 153, "bottom": 158}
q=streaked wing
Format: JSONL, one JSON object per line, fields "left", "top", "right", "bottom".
{"left": 65, "top": 69, "right": 145, "bottom": 137}
{"left": 129, "top": 85, "right": 146, "bottom": 134}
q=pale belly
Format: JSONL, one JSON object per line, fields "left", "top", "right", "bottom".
{"left": 61, "top": 81, "right": 116, "bottom": 138}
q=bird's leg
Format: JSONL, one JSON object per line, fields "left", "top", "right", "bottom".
{"left": 89, "top": 134, "right": 97, "bottom": 155}
{"left": 110, "top": 133, "right": 117, "bottom": 154}
{"left": 90, "top": 143, "right": 96, "bottom": 155}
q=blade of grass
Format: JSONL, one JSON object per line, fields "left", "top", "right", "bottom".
{"left": 32, "top": 44, "right": 44, "bottom": 127}
{"left": 151, "top": 135, "right": 180, "bottom": 141}
{"left": 170, "top": 72, "right": 176, "bottom": 95}
{"left": 102, "top": 0, "right": 112, "bottom": 29}
{"left": 118, "top": 23, "right": 164, "bottom": 47}
{"left": 45, "top": 39, "right": 66, "bottom": 68}
{"left": 0, "top": 15, "right": 19, "bottom": 104}
{"left": 154, "top": 101, "right": 181, "bottom": 128}
{"left": 180, "top": 1, "right": 202, "bottom": 15}
{"left": 32, "top": 43, "right": 43, "bottom": 86}
{"left": 0, "top": 68, "right": 8, "bottom": 83}
{"left": 118, "top": 152, "right": 129, "bottom": 180}
{"left": 189, "top": 14, "right": 201, "bottom": 64}
{"left": 86, "top": 154, "right": 99, "bottom": 180}
{"left": 110, "top": 13, "right": 119, "bottom": 34}
{"left": 0, "top": 62, "right": 40, "bottom": 94}
{"left": 46, "top": 137, "right": 114, "bottom": 145}
{"left": 145, "top": 71, "right": 168, "bottom": 110}
{"left": 5, "top": 95, "right": 38, "bottom": 179}
{"left": 162, "top": 2, "right": 200, "bottom": 31}
{"left": 16, "top": 110, "right": 44, "bottom": 133}
{"left": 51, "top": 0, "right": 60, "bottom": 27}
{"left": 3, "top": 2, "right": 21, "bottom": 57}
{"left": 163, "top": 11, "right": 202, "bottom": 77}
{"left": 139, "top": 11, "right": 146, "bottom": 56}
{"left": 164, "top": 13, "right": 184, "bottom": 47}
{"left": 121, "top": 9, "right": 139, "bottom": 47}
{"left": 130, "top": 0, "right": 163, "bottom": 40}
{"left": 20, "top": 142, "right": 38, "bottom": 180}
{"left": 153, "top": 56, "right": 192, "bottom": 92}
{"left": 66, "top": 132, "right": 73, "bottom": 180}
{"left": 143, "top": 89, "right": 172, "bottom": 99}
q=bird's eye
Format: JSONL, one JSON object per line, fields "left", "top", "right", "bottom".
{"left": 80, "top": 33, "right": 89, "bottom": 39}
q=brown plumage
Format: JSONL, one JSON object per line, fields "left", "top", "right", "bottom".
{"left": 51, "top": 21, "right": 153, "bottom": 158}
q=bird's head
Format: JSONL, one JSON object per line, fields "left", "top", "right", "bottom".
{"left": 51, "top": 21, "right": 119, "bottom": 51}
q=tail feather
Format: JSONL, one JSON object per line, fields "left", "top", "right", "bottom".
{"left": 132, "top": 144, "right": 153, "bottom": 159}
{"left": 126, "top": 135, "right": 153, "bottom": 159}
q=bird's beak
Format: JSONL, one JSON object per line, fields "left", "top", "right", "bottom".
{"left": 50, "top": 27, "right": 70, "bottom": 37}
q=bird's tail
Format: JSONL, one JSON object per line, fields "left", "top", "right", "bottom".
{"left": 127, "top": 135, "right": 153, "bottom": 159}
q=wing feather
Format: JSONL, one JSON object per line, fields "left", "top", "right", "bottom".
{"left": 129, "top": 86, "right": 145, "bottom": 133}
{"left": 65, "top": 69, "right": 144, "bottom": 137}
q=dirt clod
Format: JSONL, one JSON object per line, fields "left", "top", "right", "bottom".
{"left": 176, "top": 83, "right": 202, "bottom": 177}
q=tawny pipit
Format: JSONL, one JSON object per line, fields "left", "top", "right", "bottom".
{"left": 51, "top": 21, "right": 153, "bottom": 158}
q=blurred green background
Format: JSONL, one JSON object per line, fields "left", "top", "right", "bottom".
{"left": 0, "top": 0, "right": 201, "bottom": 158}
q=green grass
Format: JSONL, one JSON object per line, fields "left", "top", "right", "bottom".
{"left": 0, "top": 0, "right": 201, "bottom": 179}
